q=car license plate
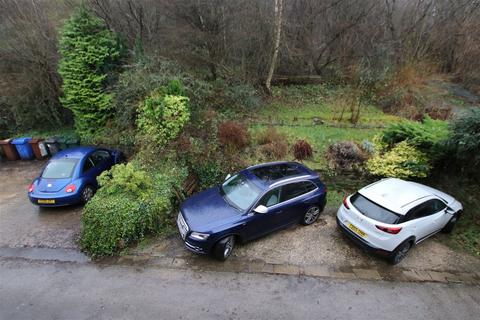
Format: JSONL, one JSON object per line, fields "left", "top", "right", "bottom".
{"left": 348, "top": 222, "right": 366, "bottom": 238}
{"left": 38, "top": 199, "right": 55, "bottom": 204}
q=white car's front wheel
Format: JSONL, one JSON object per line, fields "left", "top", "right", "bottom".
{"left": 442, "top": 211, "right": 461, "bottom": 234}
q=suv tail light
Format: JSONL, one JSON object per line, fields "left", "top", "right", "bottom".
{"left": 65, "top": 184, "right": 76, "bottom": 193}
{"left": 343, "top": 197, "right": 350, "bottom": 209}
{"left": 28, "top": 183, "right": 34, "bottom": 193}
{"left": 376, "top": 225, "right": 402, "bottom": 234}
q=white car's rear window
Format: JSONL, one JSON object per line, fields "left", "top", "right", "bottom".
{"left": 351, "top": 193, "right": 401, "bottom": 224}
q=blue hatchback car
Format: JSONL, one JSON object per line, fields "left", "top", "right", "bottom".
{"left": 28, "top": 146, "right": 124, "bottom": 207}
{"left": 178, "top": 161, "right": 327, "bottom": 260}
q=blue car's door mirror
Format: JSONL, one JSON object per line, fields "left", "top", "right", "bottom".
{"left": 253, "top": 205, "right": 268, "bottom": 214}
{"left": 225, "top": 173, "right": 232, "bottom": 181}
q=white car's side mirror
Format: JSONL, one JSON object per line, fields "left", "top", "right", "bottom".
{"left": 225, "top": 173, "right": 232, "bottom": 181}
{"left": 253, "top": 205, "right": 268, "bottom": 214}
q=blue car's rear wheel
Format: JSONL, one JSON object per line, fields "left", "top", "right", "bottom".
{"left": 213, "top": 236, "right": 235, "bottom": 261}
{"left": 302, "top": 205, "right": 321, "bottom": 225}
{"left": 81, "top": 186, "right": 95, "bottom": 204}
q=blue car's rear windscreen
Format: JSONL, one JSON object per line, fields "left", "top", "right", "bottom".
{"left": 42, "top": 159, "right": 79, "bottom": 179}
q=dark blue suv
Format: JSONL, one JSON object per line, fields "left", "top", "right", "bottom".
{"left": 177, "top": 162, "right": 327, "bottom": 260}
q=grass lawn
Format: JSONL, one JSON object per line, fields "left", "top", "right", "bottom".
{"left": 247, "top": 85, "right": 401, "bottom": 169}
{"left": 252, "top": 85, "right": 401, "bottom": 126}
{"left": 249, "top": 124, "right": 379, "bottom": 169}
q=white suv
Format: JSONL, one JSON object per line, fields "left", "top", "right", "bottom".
{"left": 336, "top": 178, "right": 463, "bottom": 264}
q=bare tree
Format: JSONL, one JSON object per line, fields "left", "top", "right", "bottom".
{"left": 265, "top": 0, "right": 284, "bottom": 95}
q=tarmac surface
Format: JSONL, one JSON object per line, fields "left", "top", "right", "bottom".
{"left": 1, "top": 257, "right": 479, "bottom": 320}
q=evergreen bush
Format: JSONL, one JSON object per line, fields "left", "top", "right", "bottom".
{"left": 58, "top": 6, "right": 120, "bottom": 137}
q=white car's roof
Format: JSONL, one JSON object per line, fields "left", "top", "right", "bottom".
{"left": 358, "top": 178, "right": 454, "bottom": 215}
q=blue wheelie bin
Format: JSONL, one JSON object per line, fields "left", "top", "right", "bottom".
{"left": 11, "top": 137, "right": 35, "bottom": 160}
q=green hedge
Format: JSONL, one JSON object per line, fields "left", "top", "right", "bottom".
{"left": 80, "top": 162, "right": 187, "bottom": 257}
{"left": 81, "top": 194, "right": 163, "bottom": 256}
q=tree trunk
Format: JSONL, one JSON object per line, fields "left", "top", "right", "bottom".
{"left": 265, "top": 0, "right": 284, "bottom": 95}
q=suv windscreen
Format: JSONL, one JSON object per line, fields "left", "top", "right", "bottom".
{"left": 42, "top": 159, "right": 79, "bottom": 179}
{"left": 221, "top": 174, "right": 262, "bottom": 211}
{"left": 351, "top": 193, "right": 401, "bottom": 224}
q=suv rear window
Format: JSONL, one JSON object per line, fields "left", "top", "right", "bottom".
{"left": 350, "top": 193, "right": 401, "bottom": 224}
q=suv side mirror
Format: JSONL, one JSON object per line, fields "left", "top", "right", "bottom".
{"left": 253, "top": 205, "right": 268, "bottom": 214}
{"left": 225, "top": 174, "right": 232, "bottom": 181}
{"left": 445, "top": 207, "right": 455, "bottom": 215}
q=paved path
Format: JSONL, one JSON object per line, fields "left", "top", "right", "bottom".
{"left": 0, "top": 161, "right": 82, "bottom": 249}
{"left": 1, "top": 257, "right": 479, "bottom": 320}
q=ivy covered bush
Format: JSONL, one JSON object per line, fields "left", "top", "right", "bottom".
{"left": 366, "top": 139, "right": 431, "bottom": 179}
{"left": 137, "top": 87, "right": 190, "bottom": 146}
{"left": 58, "top": 6, "right": 120, "bottom": 137}
{"left": 81, "top": 162, "right": 187, "bottom": 257}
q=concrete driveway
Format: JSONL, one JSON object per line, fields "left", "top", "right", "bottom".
{"left": 0, "top": 161, "right": 82, "bottom": 250}
{"left": 1, "top": 160, "right": 479, "bottom": 283}
{"left": 132, "top": 209, "right": 480, "bottom": 280}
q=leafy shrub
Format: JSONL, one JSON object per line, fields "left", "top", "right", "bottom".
{"left": 325, "top": 141, "right": 368, "bottom": 170}
{"left": 375, "top": 63, "right": 437, "bottom": 119}
{"left": 366, "top": 140, "right": 431, "bottom": 179}
{"left": 58, "top": 6, "right": 120, "bottom": 137}
{"left": 166, "top": 78, "right": 186, "bottom": 96}
{"left": 218, "top": 121, "right": 249, "bottom": 151}
{"left": 292, "top": 140, "right": 313, "bottom": 161}
{"left": 209, "top": 80, "right": 260, "bottom": 110}
{"left": 256, "top": 127, "right": 283, "bottom": 145}
{"left": 81, "top": 161, "right": 187, "bottom": 257}
{"left": 112, "top": 58, "right": 211, "bottom": 131}
{"left": 447, "top": 108, "right": 480, "bottom": 172}
{"left": 97, "top": 163, "right": 152, "bottom": 197}
{"left": 381, "top": 116, "right": 450, "bottom": 160}
{"left": 425, "top": 105, "right": 452, "bottom": 121}
{"left": 255, "top": 127, "right": 288, "bottom": 160}
{"left": 137, "top": 90, "right": 190, "bottom": 146}
{"left": 258, "top": 143, "right": 288, "bottom": 161}
{"left": 81, "top": 193, "right": 164, "bottom": 257}
{"left": 225, "top": 83, "right": 260, "bottom": 110}
{"left": 194, "top": 160, "right": 225, "bottom": 189}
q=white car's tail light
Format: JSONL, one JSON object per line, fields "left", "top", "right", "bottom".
{"left": 376, "top": 225, "right": 402, "bottom": 234}
{"left": 343, "top": 197, "right": 350, "bottom": 209}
